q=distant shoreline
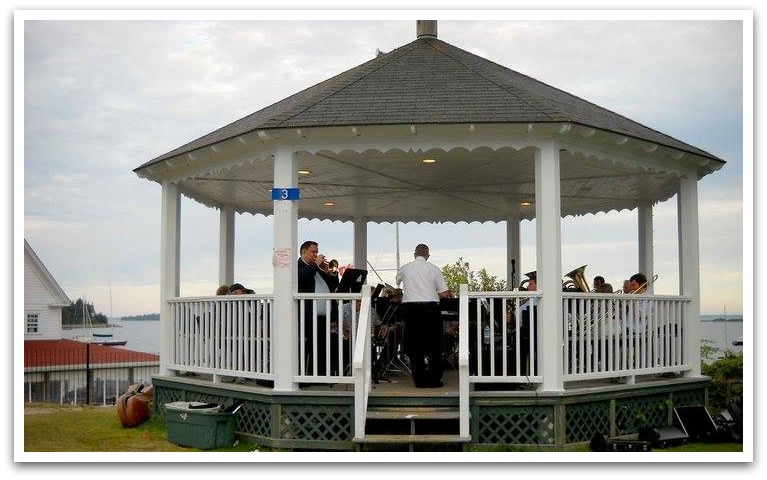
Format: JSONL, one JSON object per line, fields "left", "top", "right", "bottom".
{"left": 119, "top": 314, "right": 160, "bottom": 321}
{"left": 62, "top": 324, "right": 121, "bottom": 329}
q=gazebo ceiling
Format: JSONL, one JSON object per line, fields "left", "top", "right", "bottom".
{"left": 135, "top": 24, "right": 725, "bottom": 223}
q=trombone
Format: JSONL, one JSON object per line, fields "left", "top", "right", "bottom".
{"left": 628, "top": 274, "right": 658, "bottom": 294}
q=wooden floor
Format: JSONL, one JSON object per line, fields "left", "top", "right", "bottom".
{"left": 370, "top": 369, "right": 459, "bottom": 397}
{"left": 179, "top": 365, "right": 687, "bottom": 397}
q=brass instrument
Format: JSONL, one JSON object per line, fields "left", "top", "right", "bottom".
{"left": 563, "top": 265, "right": 589, "bottom": 293}
{"left": 629, "top": 274, "right": 658, "bottom": 294}
{"left": 614, "top": 274, "right": 659, "bottom": 294}
{"left": 317, "top": 254, "right": 336, "bottom": 273}
{"left": 518, "top": 271, "right": 536, "bottom": 291}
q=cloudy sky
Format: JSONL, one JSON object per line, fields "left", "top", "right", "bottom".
{"left": 18, "top": 9, "right": 751, "bottom": 318}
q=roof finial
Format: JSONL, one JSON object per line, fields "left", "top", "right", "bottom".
{"left": 416, "top": 20, "right": 437, "bottom": 38}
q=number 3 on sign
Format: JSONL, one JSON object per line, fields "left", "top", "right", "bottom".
{"left": 271, "top": 188, "right": 300, "bottom": 201}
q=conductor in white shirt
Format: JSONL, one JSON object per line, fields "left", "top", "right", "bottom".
{"left": 396, "top": 244, "right": 453, "bottom": 388}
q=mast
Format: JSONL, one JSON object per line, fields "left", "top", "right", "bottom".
{"left": 395, "top": 222, "right": 401, "bottom": 270}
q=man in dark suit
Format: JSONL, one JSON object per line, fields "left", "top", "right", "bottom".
{"left": 297, "top": 240, "right": 337, "bottom": 376}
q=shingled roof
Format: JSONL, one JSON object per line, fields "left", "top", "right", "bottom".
{"left": 141, "top": 34, "right": 723, "bottom": 168}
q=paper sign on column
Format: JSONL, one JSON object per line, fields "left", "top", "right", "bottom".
{"left": 272, "top": 247, "right": 293, "bottom": 267}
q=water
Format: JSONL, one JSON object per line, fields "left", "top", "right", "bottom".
{"left": 62, "top": 318, "right": 161, "bottom": 354}
{"left": 63, "top": 315, "right": 743, "bottom": 359}
{"left": 700, "top": 315, "right": 744, "bottom": 359}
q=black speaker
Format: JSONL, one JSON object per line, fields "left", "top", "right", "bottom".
{"left": 590, "top": 433, "right": 652, "bottom": 452}
{"left": 673, "top": 405, "right": 719, "bottom": 441}
{"left": 638, "top": 426, "right": 688, "bottom": 448}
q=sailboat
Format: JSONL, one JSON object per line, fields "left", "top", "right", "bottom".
{"left": 72, "top": 297, "right": 127, "bottom": 346}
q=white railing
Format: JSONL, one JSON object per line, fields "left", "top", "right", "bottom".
{"left": 352, "top": 286, "right": 373, "bottom": 441}
{"left": 464, "top": 290, "right": 544, "bottom": 385}
{"left": 166, "top": 290, "right": 691, "bottom": 392}
{"left": 562, "top": 293, "right": 691, "bottom": 381}
{"left": 168, "top": 295, "right": 273, "bottom": 381}
{"left": 457, "top": 285, "right": 470, "bottom": 439}
{"left": 295, "top": 292, "right": 363, "bottom": 384}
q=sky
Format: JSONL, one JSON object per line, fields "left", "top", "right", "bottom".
{"left": 17, "top": 8, "right": 752, "bottom": 320}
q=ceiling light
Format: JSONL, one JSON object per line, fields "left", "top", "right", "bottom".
{"left": 298, "top": 169, "right": 311, "bottom": 175}
{"left": 521, "top": 201, "right": 532, "bottom": 206}
{"left": 323, "top": 202, "right": 335, "bottom": 207}
{"left": 421, "top": 158, "right": 437, "bottom": 164}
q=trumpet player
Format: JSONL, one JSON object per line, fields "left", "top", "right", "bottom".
{"left": 297, "top": 240, "right": 338, "bottom": 376}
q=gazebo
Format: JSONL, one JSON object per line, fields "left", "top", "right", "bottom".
{"left": 134, "top": 21, "right": 724, "bottom": 450}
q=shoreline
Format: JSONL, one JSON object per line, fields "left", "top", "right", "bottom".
{"left": 62, "top": 324, "right": 122, "bottom": 329}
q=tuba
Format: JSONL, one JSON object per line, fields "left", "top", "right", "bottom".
{"left": 563, "top": 265, "right": 590, "bottom": 293}
{"left": 518, "top": 271, "right": 536, "bottom": 291}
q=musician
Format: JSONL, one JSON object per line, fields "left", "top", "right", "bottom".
{"left": 593, "top": 276, "right": 614, "bottom": 293}
{"left": 325, "top": 259, "right": 340, "bottom": 292}
{"left": 396, "top": 244, "right": 453, "bottom": 388}
{"left": 518, "top": 275, "right": 537, "bottom": 376}
{"left": 332, "top": 298, "right": 372, "bottom": 376}
{"left": 297, "top": 240, "right": 337, "bottom": 376}
{"left": 627, "top": 273, "right": 648, "bottom": 294}
{"left": 626, "top": 272, "right": 651, "bottom": 334}
{"left": 372, "top": 287, "right": 403, "bottom": 383}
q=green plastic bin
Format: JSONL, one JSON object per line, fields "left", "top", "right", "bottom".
{"left": 165, "top": 401, "right": 237, "bottom": 449}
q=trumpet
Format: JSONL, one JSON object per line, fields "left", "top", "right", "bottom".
{"left": 318, "top": 255, "right": 339, "bottom": 274}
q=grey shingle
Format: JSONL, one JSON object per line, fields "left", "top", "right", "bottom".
{"left": 139, "top": 36, "right": 722, "bottom": 169}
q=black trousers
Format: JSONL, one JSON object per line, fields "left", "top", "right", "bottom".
{"left": 403, "top": 302, "right": 444, "bottom": 387}
{"left": 302, "top": 314, "right": 327, "bottom": 376}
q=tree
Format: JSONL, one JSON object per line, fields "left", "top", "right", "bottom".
{"left": 441, "top": 257, "right": 508, "bottom": 292}
{"left": 62, "top": 298, "right": 108, "bottom": 326}
{"left": 701, "top": 352, "right": 743, "bottom": 412}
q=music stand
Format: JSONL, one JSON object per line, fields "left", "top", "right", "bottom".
{"left": 373, "top": 299, "right": 411, "bottom": 382}
{"left": 371, "top": 283, "right": 385, "bottom": 300}
{"left": 335, "top": 268, "right": 368, "bottom": 293}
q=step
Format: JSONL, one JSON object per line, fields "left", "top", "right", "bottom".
{"left": 366, "top": 409, "right": 460, "bottom": 421}
{"left": 356, "top": 434, "right": 470, "bottom": 444}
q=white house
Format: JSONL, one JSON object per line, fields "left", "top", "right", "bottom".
{"left": 23, "top": 239, "right": 70, "bottom": 340}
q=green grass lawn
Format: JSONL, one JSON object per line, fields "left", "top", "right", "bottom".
{"left": 23, "top": 403, "right": 744, "bottom": 454}
{"left": 23, "top": 403, "right": 259, "bottom": 452}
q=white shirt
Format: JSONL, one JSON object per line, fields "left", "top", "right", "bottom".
{"left": 625, "top": 297, "right": 653, "bottom": 333}
{"left": 314, "top": 272, "right": 330, "bottom": 315}
{"left": 396, "top": 256, "right": 448, "bottom": 303}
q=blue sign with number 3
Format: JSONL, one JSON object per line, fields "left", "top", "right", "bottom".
{"left": 271, "top": 188, "right": 300, "bottom": 201}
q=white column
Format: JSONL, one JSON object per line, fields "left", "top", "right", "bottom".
{"left": 678, "top": 174, "right": 702, "bottom": 376}
{"left": 353, "top": 217, "right": 368, "bottom": 272}
{"left": 535, "top": 140, "right": 564, "bottom": 392}
{"left": 160, "top": 181, "right": 180, "bottom": 376}
{"left": 506, "top": 204, "right": 521, "bottom": 289}
{"left": 272, "top": 146, "right": 299, "bottom": 391}
{"left": 219, "top": 204, "right": 235, "bottom": 286}
{"left": 638, "top": 202, "right": 654, "bottom": 294}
